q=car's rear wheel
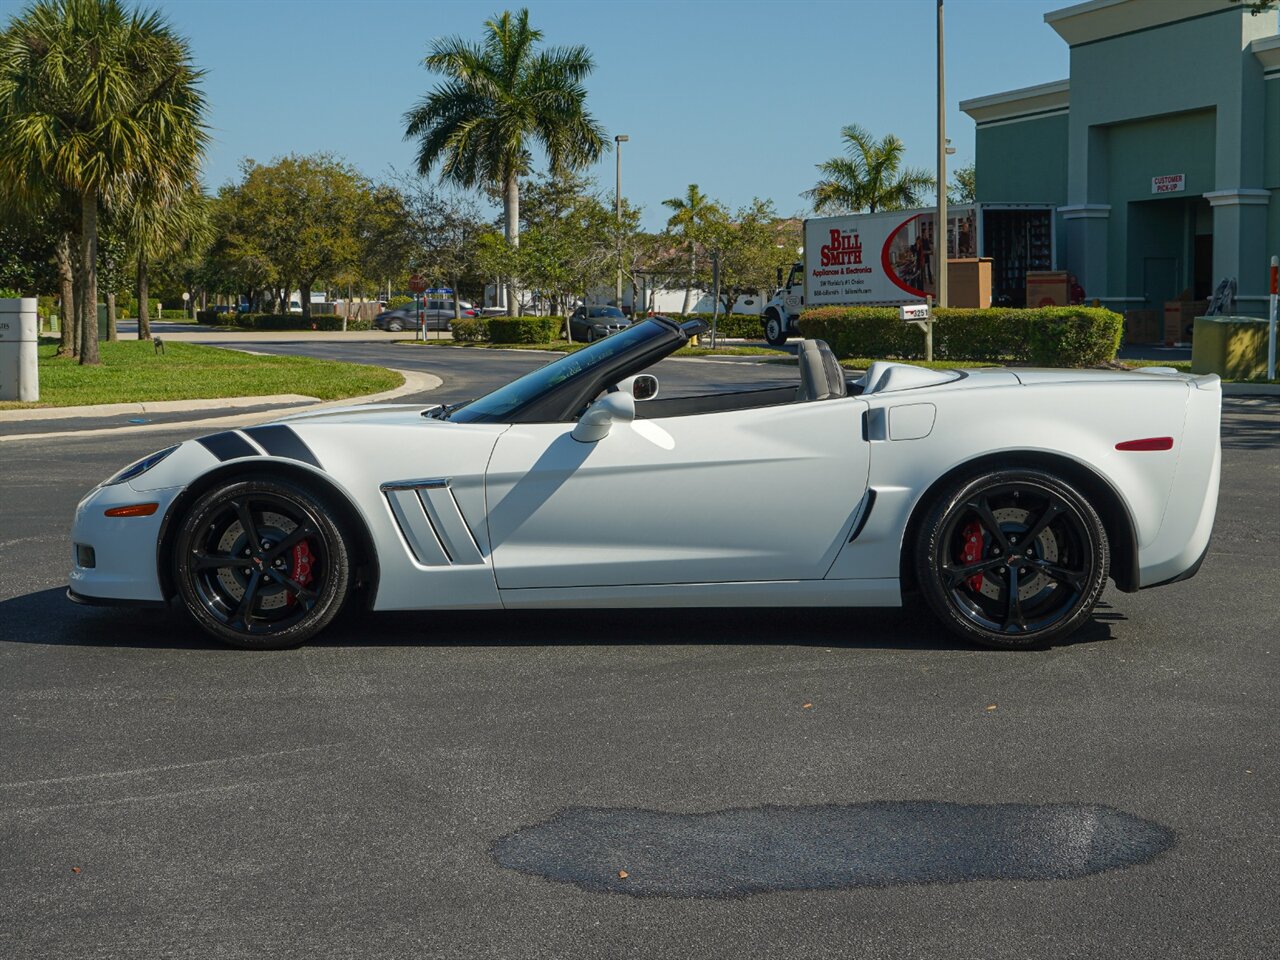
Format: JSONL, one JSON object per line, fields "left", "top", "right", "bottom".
{"left": 173, "top": 477, "right": 350, "bottom": 649}
{"left": 915, "top": 469, "right": 1109, "bottom": 649}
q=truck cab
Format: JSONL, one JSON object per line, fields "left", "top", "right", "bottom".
{"left": 761, "top": 262, "right": 804, "bottom": 346}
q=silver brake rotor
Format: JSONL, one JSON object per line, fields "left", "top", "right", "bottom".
{"left": 978, "top": 507, "right": 1059, "bottom": 600}
{"left": 216, "top": 510, "right": 296, "bottom": 611}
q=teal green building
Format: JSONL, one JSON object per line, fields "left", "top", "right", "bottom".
{"left": 961, "top": 0, "right": 1280, "bottom": 319}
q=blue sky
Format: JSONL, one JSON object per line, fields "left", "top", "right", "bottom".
{"left": 134, "top": 0, "right": 1073, "bottom": 229}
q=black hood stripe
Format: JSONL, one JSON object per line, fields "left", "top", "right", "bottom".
{"left": 243, "top": 424, "right": 323, "bottom": 469}
{"left": 196, "top": 431, "right": 257, "bottom": 461}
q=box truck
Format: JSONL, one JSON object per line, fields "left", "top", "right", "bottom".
{"left": 760, "top": 204, "right": 1054, "bottom": 345}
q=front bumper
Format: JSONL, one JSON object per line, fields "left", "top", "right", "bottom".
{"left": 68, "top": 481, "right": 185, "bottom": 603}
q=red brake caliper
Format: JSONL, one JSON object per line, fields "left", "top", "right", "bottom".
{"left": 960, "top": 521, "right": 985, "bottom": 591}
{"left": 286, "top": 540, "right": 315, "bottom": 605}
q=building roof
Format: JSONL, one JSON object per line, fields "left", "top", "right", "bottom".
{"left": 959, "top": 79, "right": 1069, "bottom": 126}
{"left": 1044, "top": 0, "right": 1245, "bottom": 47}
{"left": 1253, "top": 34, "right": 1280, "bottom": 73}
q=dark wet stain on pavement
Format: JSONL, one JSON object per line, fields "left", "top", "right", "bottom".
{"left": 491, "top": 802, "right": 1175, "bottom": 897}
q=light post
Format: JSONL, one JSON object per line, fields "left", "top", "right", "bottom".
{"left": 936, "top": 0, "right": 947, "bottom": 309}
{"left": 615, "top": 134, "right": 629, "bottom": 309}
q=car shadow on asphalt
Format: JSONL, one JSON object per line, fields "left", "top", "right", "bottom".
{"left": 1, "top": 587, "right": 1117, "bottom": 652}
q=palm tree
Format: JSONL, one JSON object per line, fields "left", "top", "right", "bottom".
{"left": 403, "top": 8, "right": 607, "bottom": 316}
{"left": 662, "top": 184, "right": 712, "bottom": 315}
{"left": 804, "top": 124, "right": 935, "bottom": 215}
{"left": 128, "top": 183, "right": 210, "bottom": 340}
{"left": 0, "top": 0, "right": 207, "bottom": 364}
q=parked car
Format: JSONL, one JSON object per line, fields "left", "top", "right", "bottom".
{"left": 373, "top": 299, "right": 477, "bottom": 332}
{"left": 568, "top": 305, "right": 631, "bottom": 342}
{"left": 68, "top": 316, "right": 1222, "bottom": 651}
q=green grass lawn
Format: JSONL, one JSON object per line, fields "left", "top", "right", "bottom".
{"left": 0, "top": 340, "right": 403, "bottom": 410}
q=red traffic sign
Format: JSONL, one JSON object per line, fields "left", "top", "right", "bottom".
{"left": 408, "top": 274, "right": 427, "bottom": 294}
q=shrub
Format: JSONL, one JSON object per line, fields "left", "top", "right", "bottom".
{"left": 796, "top": 306, "right": 1122, "bottom": 367}
{"left": 387, "top": 295, "right": 415, "bottom": 311}
{"left": 659, "top": 311, "right": 764, "bottom": 339}
{"left": 451, "top": 317, "right": 490, "bottom": 342}
{"left": 196, "top": 309, "right": 220, "bottom": 324}
{"left": 210, "top": 313, "right": 371, "bottom": 331}
{"left": 488, "top": 315, "right": 561, "bottom": 344}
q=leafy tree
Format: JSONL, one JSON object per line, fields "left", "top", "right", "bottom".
{"left": 702, "top": 200, "right": 799, "bottom": 317}
{"left": 662, "top": 184, "right": 714, "bottom": 315}
{"left": 1229, "top": 0, "right": 1276, "bottom": 13}
{"left": 396, "top": 174, "right": 488, "bottom": 318}
{"left": 804, "top": 124, "right": 934, "bottom": 215}
{"left": 228, "top": 154, "right": 369, "bottom": 318}
{"left": 403, "top": 7, "right": 607, "bottom": 315}
{"left": 0, "top": 0, "right": 207, "bottom": 364}
{"left": 949, "top": 162, "right": 976, "bottom": 205}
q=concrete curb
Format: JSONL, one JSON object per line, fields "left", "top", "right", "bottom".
{"left": 0, "top": 369, "right": 440, "bottom": 443}
{"left": 1222, "top": 382, "right": 1280, "bottom": 397}
{"left": 0, "top": 393, "right": 320, "bottom": 423}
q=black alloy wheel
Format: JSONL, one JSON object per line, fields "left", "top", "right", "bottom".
{"left": 173, "top": 478, "right": 350, "bottom": 649}
{"left": 915, "top": 469, "right": 1109, "bottom": 649}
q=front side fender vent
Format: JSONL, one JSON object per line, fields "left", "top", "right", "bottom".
{"left": 381, "top": 478, "right": 484, "bottom": 566}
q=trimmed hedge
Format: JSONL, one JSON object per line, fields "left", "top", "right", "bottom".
{"left": 796, "top": 306, "right": 1122, "bottom": 367}
{"left": 670, "top": 312, "right": 764, "bottom": 339}
{"left": 488, "top": 315, "right": 562, "bottom": 344}
{"left": 196, "top": 311, "right": 372, "bottom": 331}
{"left": 451, "top": 317, "right": 489, "bottom": 342}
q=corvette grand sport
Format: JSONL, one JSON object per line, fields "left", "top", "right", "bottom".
{"left": 68, "top": 316, "right": 1221, "bottom": 650}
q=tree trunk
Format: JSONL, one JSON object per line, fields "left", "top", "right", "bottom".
{"left": 137, "top": 255, "right": 151, "bottom": 340}
{"left": 504, "top": 168, "right": 520, "bottom": 317}
{"left": 453, "top": 279, "right": 462, "bottom": 322}
{"left": 56, "top": 234, "right": 76, "bottom": 358}
{"left": 78, "top": 190, "right": 101, "bottom": 365}
{"left": 106, "top": 291, "right": 117, "bottom": 341}
{"left": 300, "top": 282, "right": 311, "bottom": 320}
{"left": 681, "top": 248, "right": 694, "bottom": 315}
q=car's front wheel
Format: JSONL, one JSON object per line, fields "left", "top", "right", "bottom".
{"left": 915, "top": 469, "right": 1109, "bottom": 649}
{"left": 173, "top": 477, "right": 350, "bottom": 649}
{"left": 387, "top": 319, "right": 403, "bottom": 332}
{"left": 763, "top": 311, "right": 788, "bottom": 347}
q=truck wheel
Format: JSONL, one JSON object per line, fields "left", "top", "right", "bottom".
{"left": 764, "top": 312, "right": 788, "bottom": 347}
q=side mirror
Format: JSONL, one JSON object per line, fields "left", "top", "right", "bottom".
{"left": 571, "top": 391, "right": 635, "bottom": 443}
{"left": 616, "top": 374, "right": 660, "bottom": 401}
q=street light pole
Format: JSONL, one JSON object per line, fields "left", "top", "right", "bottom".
{"left": 936, "top": 0, "right": 948, "bottom": 309}
{"left": 615, "top": 134, "right": 629, "bottom": 309}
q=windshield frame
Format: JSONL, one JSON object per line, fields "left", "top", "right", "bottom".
{"left": 446, "top": 317, "right": 694, "bottom": 425}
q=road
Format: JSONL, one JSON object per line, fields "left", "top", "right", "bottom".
{"left": 0, "top": 343, "right": 1276, "bottom": 959}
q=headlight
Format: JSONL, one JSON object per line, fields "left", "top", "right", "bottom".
{"left": 103, "top": 445, "right": 179, "bottom": 486}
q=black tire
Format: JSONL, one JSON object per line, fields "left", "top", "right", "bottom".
{"left": 763, "top": 311, "right": 788, "bottom": 347}
{"left": 173, "top": 477, "right": 350, "bottom": 649}
{"left": 914, "top": 469, "right": 1109, "bottom": 649}
{"left": 586, "top": 328, "right": 596, "bottom": 343}
{"left": 387, "top": 319, "right": 403, "bottom": 332}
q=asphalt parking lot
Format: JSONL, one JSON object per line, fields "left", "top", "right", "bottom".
{"left": 0, "top": 345, "right": 1276, "bottom": 959}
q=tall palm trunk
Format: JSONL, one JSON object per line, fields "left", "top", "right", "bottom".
{"left": 56, "top": 234, "right": 76, "bottom": 358}
{"left": 78, "top": 190, "right": 101, "bottom": 365}
{"left": 681, "top": 248, "right": 694, "bottom": 315}
{"left": 503, "top": 169, "right": 519, "bottom": 317}
{"left": 136, "top": 255, "right": 151, "bottom": 340}
{"left": 106, "top": 292, "right": 117, "bottom": 341}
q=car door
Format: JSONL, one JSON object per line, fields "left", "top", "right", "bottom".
{"left": 484, "top": 397, "right": 870, "bottom": 589}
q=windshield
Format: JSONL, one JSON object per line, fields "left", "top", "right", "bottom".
{"left": 448, "top": 319, "right": 672, "bottom": 424}
{"left": 588, "top": 307, "right": 625, "bottom": 319}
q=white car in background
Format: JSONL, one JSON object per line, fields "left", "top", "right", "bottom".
{"left": 68, "top": 317, "right": 1221, "bottom": 651}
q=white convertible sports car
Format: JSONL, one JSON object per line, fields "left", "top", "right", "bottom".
{"left": 68, "top": 316, "right": 1221, "bottom": 650}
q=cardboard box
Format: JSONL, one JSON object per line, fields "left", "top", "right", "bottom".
{"left": 1162, "top": 299, "right": 1207, "bottom": 345}
{"left": 1124, "top": 309, "right": 1162, "bottom": 344}
{"left": 947, "top": 258, "right": 992, "bottom": 309}
{"left": 1026, "top": 271, "right": 1070, "bottom": 308}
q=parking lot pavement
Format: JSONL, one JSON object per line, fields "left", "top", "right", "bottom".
{"left": 0, "top": 372, "right": 1275, "bottom": 958}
